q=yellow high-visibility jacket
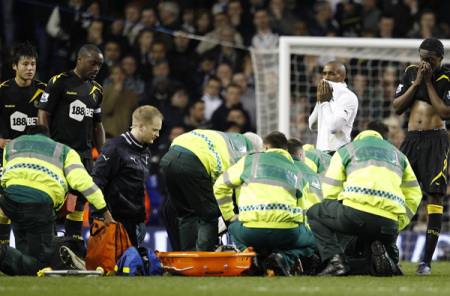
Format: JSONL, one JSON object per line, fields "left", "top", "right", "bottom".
{"left": 171, "top": 129, "right": 257, "bottom": 183}
{"left": 292, "top": 156, "right": 323, "bottom": 210}
{"left": 2, "top": 134, "right": 106, "bottom": 211}
{"left": 214, "top": 148, "right": 309, "bottom": 229}
{"left": 322, "top": 130, "right": 422, "bottom": 231}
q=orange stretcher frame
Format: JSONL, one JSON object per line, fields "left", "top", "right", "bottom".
{"left": 156, "top": 248, "right": 256, "bottom": 276}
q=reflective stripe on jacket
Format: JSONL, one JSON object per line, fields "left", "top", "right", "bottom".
{"left": 171, "top": 129, "right": 256, "bottom": 183}
{"left": 322, "top": 130, "right": 422, "bottom": 230}
{"left": 2, "top": 134, "right": 106, "bottom": 211}
{"left": 214, "top": 148, "right": 308, "bottom": 228}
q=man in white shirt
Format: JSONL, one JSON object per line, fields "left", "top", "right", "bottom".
{"left": 201, "top": 77, "right": 223, "bottom": 121}
{"left": 308, "top": 61, "right": 358, "bottom": 154}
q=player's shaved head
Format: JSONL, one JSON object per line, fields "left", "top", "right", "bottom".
{"left": 78, "top": 44, "right": 102, "bottom": 58}
{"left": 326, "top": 61, "right": 346, "bottom": 76}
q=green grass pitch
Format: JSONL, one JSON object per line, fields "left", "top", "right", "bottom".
{"left": 1, "top": 262, "right": 450, "bottom": 296}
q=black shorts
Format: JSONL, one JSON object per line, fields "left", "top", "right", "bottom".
{"left": 399, "top": 129, "right": 448, "bottom": 195}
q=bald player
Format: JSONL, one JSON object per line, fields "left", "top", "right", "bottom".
{"left": 308, "top": 61, "right": 358, "bottom": 155}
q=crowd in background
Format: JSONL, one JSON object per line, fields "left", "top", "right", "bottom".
{"left": 1, "top": 0, "right": 450, "bottom": 226}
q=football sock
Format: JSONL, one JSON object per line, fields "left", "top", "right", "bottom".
{"left": 0, "top": 214, "right": 11, "bottom": 245}
{"left": 65, "top": 210, "right": 84, "bottom": 239}
{"left": 422, "top": 204, "right": 443, "bottom": 265}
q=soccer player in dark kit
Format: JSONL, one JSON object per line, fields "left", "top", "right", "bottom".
{"left": 38, "top": 44, "right": 105, "bottom": 239}
{"left": 0, "top": 41, "right": 47, "bottom": 245}
{"left": 393, "top": 38, "right": 450, "bottom": 274}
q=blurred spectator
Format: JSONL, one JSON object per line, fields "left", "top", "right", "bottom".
{"left": 158, "top": 1, "right": 182, "bottom": 30}
{"left": 80, "top": 0, "right": 101, "bottom": 30}
{"left": 227, "top": 0, "right": 253, "bottom": 45}
{"left": 232, "top": 72, "right": 256, "bottom": 130}
{"left": 196, "top": 12, "right": 244, "bottom": 55}
{"left": 241, "top": 54, "right": 255, "bottom": 89}
{"left": 121, "top": 55, "right": 146, "bottom": 101}
{"left": 101, "top": 64, "right": 138, "bottom": 138}
{"left": 150, "top": 41, "right": 168, "bottom": 66}
{"left": 144, "top": 72, "right": 173, "bottom": 109}
{"left": 122, "top": 2, "right": 144, "bottom": 47}
{"left": 103, "top": 55, "right": 145, "bottom": 102}
{"left": 141, "top": 7, "right": 160, "bottom": 29}
{"left": 377, "top": 13, "right": 396, "bottom": 38}
{"left": 249, "top": 0, "right": 268, "bottom": 15}
{"left": 267, "top": 0, "right": 298, "bottom": 36}
{"left": 334, "top": 0, "right": 362, "bottom": 37}
{"left": 167, "top": 31, "right": 198, "bottom": 87}
{"left": 361, "top": 0, "right": 381, "bottom": 34}
{"left": 46, "top": 0, "right": 85, "bottom": 74}
{"left": 406, "top": 9, "right": 445, "bottom": 39}
{"left": 392, "top": 0, "right": 418, "bottom": 38}
{"left": 102, "top": 40, "right": 121, "bottom": 67}
{"left": 201, "top": 76, "right": 223, "bottom": 121}
{"left": 194, "top": 9, "right": 213, "bottom": 36}
{"left": 187, "top": 52, "right": 217, "bottom": 99}
{"left": 184, "top": 100, "right": 211, "bottom": 131}
{"left": 383, "top": 116, "right": 406, "bottom": 148}
{"left": 216, "top": 62, "right": 234, "bottom": 95}
{"left": 132, "top": 29, "right": 154, "bottom": 84}
{"left": 251, "top": 9, "right": 279, "bottom": 49}
{"left": 223, "top": 121, "right": 241, "bottom": 133}
{"left": 181, "top": 8, "right": 196, "bottom": 33}
{"left": 307, "top": 0, "right": 338, "bottom": 36}
{"left": 291, "top": 20, "right": 310, "bottom": 36}
{"left": 1, "top": 0, "right": 16, "bottom": 50}
{"left": 226, "top": 106, "right": 251, "bottom": 133}
{"left": 205, "top": 26, "right": 245, "bottom": 72}
{"left": 106, "top": 17, "right": 131, "bottom": 54}
{"left": 211, "top": 83, "right": 250, "bottom": 131}
{"left": 160, "top": 86, "right": 190, "bottom": 137}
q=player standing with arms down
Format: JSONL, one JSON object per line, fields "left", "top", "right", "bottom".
{"left": 38, "top": 44, "right": 105, "bottom": 239}
{"left": 0, "top": 41, "right": 47, "bottom": 246}
{"left": 393, "top": 38, "right": 450, "bottom": 274}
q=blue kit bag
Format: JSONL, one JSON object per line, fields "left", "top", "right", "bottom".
{"left": 115, "top": 246, "right": 164, "bottom": 276}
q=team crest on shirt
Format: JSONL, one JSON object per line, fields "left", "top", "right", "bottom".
{"left": 40, "top": 92, "right": 49, "bottom": 102}
{"left": 396, "top": 84, "right": 403, "bottom": 94}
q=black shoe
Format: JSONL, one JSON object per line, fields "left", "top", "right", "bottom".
{"left": 267, "top": 252, "right": 291, "bottom": 276}
{"left": 371, "top": 241, "right": 394, "bottom": 277}
{"left": 316, "top": 254, "right": 350, "bottom": 276}
{"left": 300, "top": 253, "right": 321, "bottom": 276}
{"left": 247, "top": 256, "right": 266, "bottom": 276}
{"left": 394, "top": 263, "right": 404, "bottom": 276}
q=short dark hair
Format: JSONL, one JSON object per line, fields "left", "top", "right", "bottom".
{"left": 287, "top": 137, "right": 304, "bottom": 156}
{"left": 366, "top": 121, "right": 389, "bottom": 140}
{"left": 419, "top": 37, "right": 444, "bottom": 57}
{"left": 263, "top": 131, "right": 287, "bottom": 150}
{"left": 10, "top": 41, "right": 38, "bottom": 67}
{"left": 27, "top": 125, "right": 50, "bottom": 137}
{"left": 78, "top": 44, "right": 102, "bottom": 58}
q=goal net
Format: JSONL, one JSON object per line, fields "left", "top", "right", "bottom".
{"left": 251, "top": 37, "right": 450, "bottom": 262}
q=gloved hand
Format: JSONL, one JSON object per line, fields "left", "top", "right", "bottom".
{"left": 136, "top": 222, "right": 146, "bottom": 245}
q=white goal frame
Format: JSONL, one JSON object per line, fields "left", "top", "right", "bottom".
{"left": 277, "top": 37, "right": 450, "bottom": 137}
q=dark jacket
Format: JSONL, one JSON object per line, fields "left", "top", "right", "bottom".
{"left": 90, "top": 131, "right": 151, "bottom": 223}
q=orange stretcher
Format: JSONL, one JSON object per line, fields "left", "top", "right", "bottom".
{"left": 156, "top": 247, "right": 256, "bottom": 276}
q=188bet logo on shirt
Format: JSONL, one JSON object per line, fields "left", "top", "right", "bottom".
{"left": 69, "top": 100, "right": 94, "bottom": 121}
{"left": 10, "top": 111, "right": 37, "bottom": 132}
